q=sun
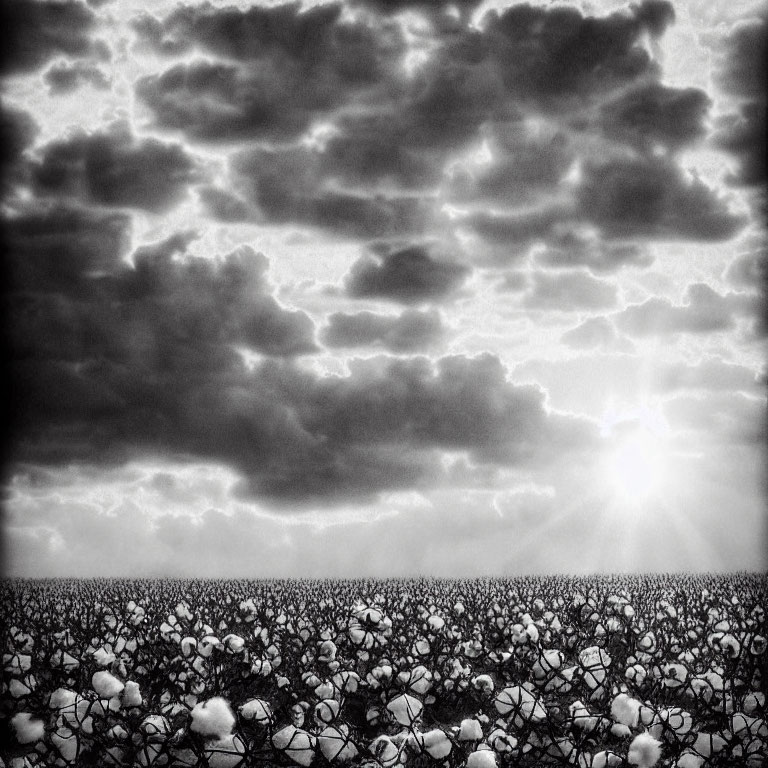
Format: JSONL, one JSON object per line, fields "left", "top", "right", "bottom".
{"left": 599, "top": 409, "right": 671, "bottom": 506}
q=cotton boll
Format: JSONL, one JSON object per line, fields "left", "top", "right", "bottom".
{"left": 407, "top": 729, "right": 452, "bottom": 759}
{"left": 472, "top": 674, "right": 495, "bottom": 694}
{"left": 272, "top": 726, "right": 317, "bottom": 767}
{"left": 11, "top": 713, "right": 45, "bottom": 744}
{"left": 611, "top": 693, "right": 642, "bottom": 728}
{"left": 92, "top": 647, "right": 116, "bottom": 667}
{"left": 386, "top": 693, "right": 423, "bottom": 726}
{"left": 590, "top": 750, "right": 623, "bottom": 767}
{"left": 140, "top": 714, "right": 171, "bottom": 741}
{"left": 9, "top": 679, "right": 32, "bottom": 698}
{"left": 191, "top": 697, "right": 236, "bottom": 739}
{"left": 369, "top": 735, "right": 401, "bottom": 768}
{"left": 51, "top": 726, "right": 79, "bottom": 763}
{"left": 627, "top": 733, "right": 663, "bottom": 767}
{"left": 318, "top": 724, "right": 358, "bottom": 762}
{"left": 49, "top": 688, "right": 78, "bottom": 710}
{"left": 467, "top": 748, "right": 497, "bottom": 768}
{"left": 314, "top": 699, "right": 340, "bottom": 725}
{"left": 459, "top": 718, "right": 484, "bottom": 741}
{"left": 204, "top": 733, "right": 246, "bottom": 768}
{"left": 121, "top": 681, "right": 142, "bottom": 708}
{"left": 239, "top": 698, "right": 273, "bottom": 725}
{"left": 92, "top": 671, "right": 124, "bottom": 699}
{"left": 673, "top": 750, "right": 704, "bottom": 768}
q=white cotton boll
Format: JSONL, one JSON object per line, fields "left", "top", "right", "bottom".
{"left": 611, "top": 693, "right": 642, "bottom": 728}
{"left": 743, "top": 692, "right": 765, "bottom": 714}
{"left": 92, "top": 647, "right": 116, "bottom": 667}
{"left": 204, "top": 733, "right": 246, "bottom": 768}
{"left": 673, "top": 750, "right": 704, "bottom": 768}
{"left": 318, "top": 725, "right": 358, "bottom": 762}
{"left": 141, "top": 714, "right": 171, "bottom": 741}
{"left": 191, "top": 697, "right": 236, "bottom": 739}
{"left": 467, "top": 748, "right": 497, "bottom": 768}
{"left": 369, "top": 735, "right": 401, "bottom": 768}
{"left": 494, "top": 685, "right": 547, "bottom": 722}
{"left": 314, "top": 699, "right": 340, "bottom": 725}
{"left": 272, "top": 726, "right": 317, "bottom": 767}
{"left": 590, "top": 750, "right": 622, "bottom": 767}
{"left": 472, "top": 674, "right": 495, "bottom": 693}
{"left": 11, "top": 713, "right": 45, "bottom": 744}
{"left": 611, "top": 723, "right": 632, "bottom": 739}
{"left": 92, "top": 671, "right": 124, "bottom": 699}
{"left": 569, "top": 700, "right": 599, "bottom": 732}
{"left": 427, "top": 615, "right": 445, "bottom": 632}
{"left": 459, "top": 718, "right": 484, "bottom": 741}
{"left": 421, "top": 729, "right": 452, "bottom": 759}
{"left": 386, "top": 693, "right": 423, "bottom": 726}
{"left": 122, "top": 681, "right": 142, "bottom": 707}
{"left": 627, "top": 733, "right": 663, "bottom": 767}
{"left": 49, "top": 687, "right": 77, "bottom": 710}
{"left": 9, "top": 679, "right": 32, "bottom": 698}
{"left": 51, "top": 726, "right": 79, "bottom": 763}
{"left": 239, "top": 698, "right": 272, "bottom": 725}
{"left": 487, "top": 727, "right": 517, "bottom": 753}
{"left": 222, "top": 634, "right": 245, "bottom": 653}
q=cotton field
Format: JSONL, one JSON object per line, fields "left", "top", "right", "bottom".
{"left": 1, "top": 575, "right": 766, "bottom": 767}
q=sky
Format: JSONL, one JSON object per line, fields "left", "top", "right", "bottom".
{"left": 0, "top": 0, "right": 765, "bottom": 578}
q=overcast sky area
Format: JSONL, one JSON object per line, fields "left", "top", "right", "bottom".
{"left": 1, "top": 0, "right": 765, "bottom": 578}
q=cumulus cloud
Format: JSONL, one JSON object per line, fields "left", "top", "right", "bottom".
{"left": 577, "top": 156, "right": 745, "bottom": 241}
{"left": 614, "top": 283, "right": 741, "bottom": 336}
{"left": 1, "top": 0, "right": 764, "bottom": 575}
{"left": 0, "top": 103, "right": 37, "bottom": 192}
{"left": 345, "top": 245, "right": 469, "bottom": 304}
{"left": 712, "top": 15, "right": 767, "bottom": 186}
{"left": 133, "top": 3, "right": 403, "bottom": 141}
{"left": 43, "top": 60, "right": 110, "bottom": 94}
{"left": 598, "top": 83, "right": 711, "bottom": 152}
{"left": 31, "top": 122, "right": 204, "bottom": 213}
{"left": 0, "top": 0, "right": 104, "bottom": 74}
{"left": 322, "top": 309, "right": 445, "bottom": 352}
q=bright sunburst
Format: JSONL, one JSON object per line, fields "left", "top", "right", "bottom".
{"left": 599, "top": 409, "right": 672, "bottom": 506}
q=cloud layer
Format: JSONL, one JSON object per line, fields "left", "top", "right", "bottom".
{"left": 1, "top": 0, "right": 765, "bottom": 575}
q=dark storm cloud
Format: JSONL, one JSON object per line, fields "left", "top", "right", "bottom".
{"left": 535, "top": 231, "right": 652, "bottom": 273}
{"left": 3, "top": 198, "right": 589, "bottom": 503}
{"left": 345, "top": 245, "right": 469, "bottom": 304}
{"left": 523, "top": 270, "right": 618, "bottom": 311}
{"left": 447, "top": 121, "right": 574, "bottom": 206}
{"left": 0, "top": 0, "right": 103, "bottom": 74}
{"left": 43, "top": 60, "right": 110, "bottom": 94}
{"left": 5, "top": 211, "right": 320, "bottom": 460}
{"left": 227, "top": 147, "right": 430, "bottom": 237}
{"left": 712, "top": 15, "right": 767, "bottom": 187}
{"left": 599, "top": 83, "right": 711, "bottom": 152}
{"left": 577, "top": 156, "right": 745, "bottom": 241}
{"left": 482, "top": 0, "right": 674, "bottom": 98}
{"left": 31, "top": 123, "right": 204, "bottom": 213}
{"left": 0, "top": 103, "right": 37, "bottom": 192}
{"left": 133, "top": 3, "right": 403, "bottom": 142}
{"left": 196, "top": 186, "right": 257, "bottom": 223}
{"left": 5, "top": 204, "right": 132, "bottom": 293}
{"left": 321, "top": 308, "right": 444, "bottom": 352}
{"left": 125, "top": 0, "right": 749, "bottom": 266}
